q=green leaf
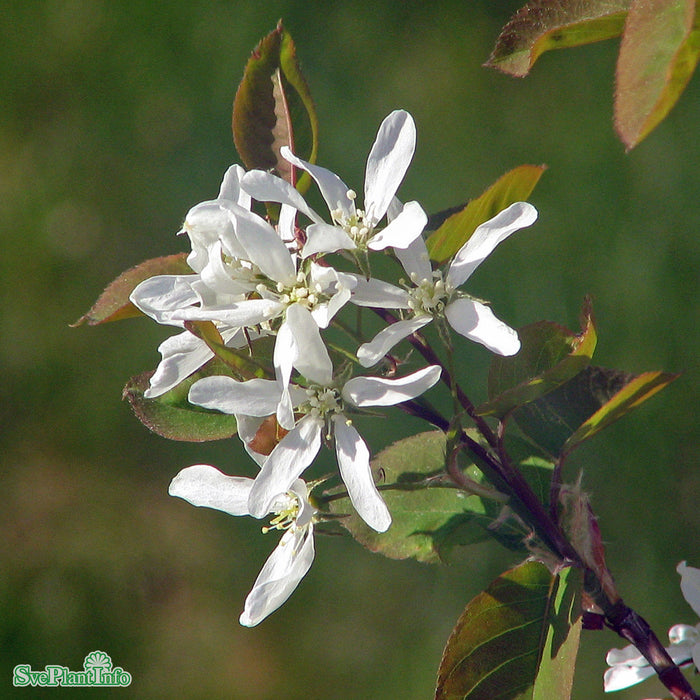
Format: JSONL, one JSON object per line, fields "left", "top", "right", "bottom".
{"left": 326, "top": 431, "right": 492, "bottom": 564}
{"left": 615, "top": 0, "right": 700, "bottom": 149}
{"left": 426, "top": 165, "right": 546, "bottom": 264}
{"left": 73, "top": 253, "right": 191, "bottom": 326}
{"left": 512, "top": 366, "right": 678, "bottom": 457}
{"left": 485, "top": 1, "right": 630, "bottom": 77}
{"left": 435, "top": 561, "right": 583, "bottom": 700}
{"left": 232, "top": 21, "right": 318, "bottom": 192}
{"left": 478, "top": 301, "right": 597, "bottom": 419}
{"left": 123, "top": 362, "right": 238, "bottom": 442}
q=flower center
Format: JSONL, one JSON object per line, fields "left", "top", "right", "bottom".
{"left": 299, "top": 385, "right": 344, "bottom": 419}
{"left": 331, "top": 189, "right": 375, "bottom": 249}
{"left": 257, "top": 270, "right": 327, "bottom": 312}
{"left": 262, "top": 491, "right": 301, "bottom": 534}
{"left": 405, "top": 270, "right": 452, "bottom": 316}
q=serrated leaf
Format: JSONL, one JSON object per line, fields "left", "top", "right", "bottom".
{"left": 513, "top": 366, "right": 677, "bottom": 457}
{"left": 486, "top": 0, "right": 630, "bottom": 77}
{"left": 478, "top": 301, "right": 596, "bottom": 419}
{"left": 426, "top": 165, "right": 546, "bottom": 264}
{"left": 327, "top": 431, "right": 491, "bottom": 563}
{"left": 73, "top": 253, "right": 191, "bottom": 326}
{"left": 615, "top": 0, "right": 700, "bottom": 149}
{"left": 123, "top": 362, "right": 238, "bottom": 442}
{"left": 435, "top": 561, "right": 582, "bottom": 700}
{"left": 233, "top": 21, "right": 318, "bottom": 192}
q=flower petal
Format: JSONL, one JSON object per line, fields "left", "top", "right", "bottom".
{"left": 348, "top": 276, "right": 410, "bottom": 309}
{"left": 169, "top": 464, "right": 253, "bottom": 516}
{"left": 394, "top": 234, "right": 432, "bottom": 283}
{"left": 364, "top": 110, "right": 416, "bottom": 224}
{"left": 356, "top": 316, "right": 431, "bottom": 368}
{"left": 285, "top": 304, "right": 333, "bottom": 386}
{"left": 447, "top": 201, "right": 538, "bottom": 288}
{"left": 248, "top": 415, "right": 323, "bottom": 518}
{"left": 280, "top": 146, "right": 354, "bottom": 220}
{"left": 189, "top": 376, "right": 282, "bottom": 416}
{"left": 130, "top": 275, "right": 200, "bottom": 325}
{"left": 333, "top": 416, "right": 391, "bottom": 532}
{"left": 445, "top": 298, "right": 520, "bottom": 356}
{"left": 274, "top": 318, "right": 297, "bottom": 430}
{"left": 239, "top": 525, "right": 315, "bottom": 627}
{"left": 367, "top": 200, "right": 426, "bottom": 251}
{"left": 343, "top": 364, "right": 441, "bottom": 407}
{"left": 145, "top": 331, "right": 214, "bottom": 398}
{"left": 603, "top": 662, "right": 656, "bottom": 691}
{"left": 218, "top": 164, "right": 251, "bottom": 210}
{"left": 171, "top": 298, "right": 283, "bottom": 327}
{"left": 301, "top": 222, "right": 356, "bottom": 258}
{"left": 678, "top": 561, "right": 700, "bottom": 618}
{"left": 241, "top": 169, "right": 322, "bottom": 224}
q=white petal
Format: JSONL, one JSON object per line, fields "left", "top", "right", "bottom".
{"left": 394, "top": 234, "right": 432, "bottom": 283}
{"left": 169, "top": 464, "right": 253, "bottom": 516}
{"left": 189, "top": 376, "right": 281, "bottom": 416}
{"left": 171, "top": 298, "right": 283, "bottom": 327}
{"left": 367, "top": 200, "right": 426, "bottom": 251}
{"left": 218, "top": 164, "right": 251, "bottom": 210}
{"left": 364, "top": 110, "right": 416, "bottom": 224}
{"left": 356, "top": 316, "right": 431, "bottom": 367}
{"left": 447, "top": 201, "right": 538, "bottom": 288}
{"left": 301, "top": 222, "right": 356, "bottom": 258}
{"left": 182, "top": 201, "right": 244, "bottom": 271}
{"left": 343, "top": 364, "right": 441, "bottom": 407}
{"left": 239, "top": 525, "right": 315, "bottom": 626}
{"left": 248, "top": 415, "right": 323, "bottom": 518}
{"left": 145, "top": 331, "right": 214, "bottom": 398}
{"left": 274, "top": 319, "right": 297, "bottom": 430}
{"left": 130, "top": 275, "right": 200, "bottom": 325}
{"left": 445, "top": 298, "right": 520, "bottom": 356}
{"left": 606, "top": 644, "right": 648, "bottom": 667}
{"left": 348, "top": 276, "right": 410, "bottom": 309}
{"left": 286, "top": 304, "right": 333, "bottom": 386}
{"left": 678, "top": 561, "right": 700, "bottom": 618}
{"left": 603, "top": 663, "right": 655, "bottom": 691}
{"left": 240, "top": 169, "right": 321, "bottom": 223}
{"left": 233, "top": 207, "right": 297, "bottom": 285}
{"left": 280, "top": 146, "right": 354, "bottom": 220}
{"left": 235, "top": 413, "right": 268, "bottom": 467}
{"left": 333, "top": 416, "right": 391, "bottom": 532}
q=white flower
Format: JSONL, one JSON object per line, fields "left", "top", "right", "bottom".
{"left": 349, "top": 201, "right": 538, "bottom": 366}
{"left": 169, "top": 464, "right": 316, "bottom": 627}
{"left": 240, "top": 110, "right": 427, "bottom": 257}
{"left": 187, "top": 363, "right": 442, "bottom": 533}
{"left": 604, "top": 561, "right": 700, "bottom": 692}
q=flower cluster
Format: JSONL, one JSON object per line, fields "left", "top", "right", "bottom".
{"left": 604, "top": 561, "right": 700, "bottom": 694}
{"left": 131, "top": 110, "right": 537, "bottom": 624}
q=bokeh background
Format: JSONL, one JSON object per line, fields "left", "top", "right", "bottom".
{"left": 2, "top": 1, "right": 698, "bottom": 698}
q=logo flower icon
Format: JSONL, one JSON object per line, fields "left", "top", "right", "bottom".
{"left": 83, "top": 651, "right": 112, "bottom": 672}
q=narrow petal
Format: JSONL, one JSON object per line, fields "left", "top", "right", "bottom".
{"left": 248, "top": 415, "right": 323, "bottom": 518}
{"left": 280, "top": 146, "right": 354, "bottom": 220}
{"left": 239, "top": 525, "right": 315, "bottom": 626}
{"left": 233, "top": 207, "right": 297, "bottom": 285}
{"left": 241, "top": 169, "right": 321, "bottom": 223}
{"left": 274, "top": 319, "right": 297, "bottom": 430}
{"left": 364, "top": 110, "right": 416, "bottom": 223}
{"left": 189, "top": 376, "right": 281, "bottom": 416}
{"left": 286, "top": 304, "right": 333, "bottom": 386}
{"left": 301, "top": 222, "right": 356, "bottom": 258}
{"left": 603, "top": 663, "right": 656, "bottom": 691}
{"left": 218, "top": 164, "right": 251, "bottom": 210}
{"left": 445, "top": 298, "right": 520, "bottom": 356}
{"left": 356, "top": 316, "right": 431, "bottom": 368}
{"left": 678, "top": 561, "right": 700, "bottom": 618}
{"left": 447, "top": 201, "right": 538, "bottom": 287}
{"left": 145, "top": 331, "right": 214, "bottom": 398}
{"left": 394, "top": 234, "right": 433, "bottom": 283}
{"left": 130, "top": 275, "right": 200, "bottom": 325}
{"left": 343, "top": 364, "right": 441, "bottom": 407}
{"left": 169, "top": 464, "right": 253, "bottom": 516}
{"left": 170, "top": 298, "right": 283, "bottom": 327}
{"left": 333, "top": 416, "right": 391, "bottom": 532}
{"left": 367, "top": 200, "right": 426, "bottom": 251}
{"left": 348, "top": 276, "right": 410, "bottom": 309}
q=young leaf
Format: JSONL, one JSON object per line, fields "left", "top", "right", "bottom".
{"left": 615, "top": 0, "right": 700, "bottom": 150}
{"left": 233, "top": 21, "right": 318, "bottom": 191}
{"left": 73, "top": 253, "right": 191, "bottom": 326}
{"left": 426, "top": 165, "right": 546, "bottom": 264}
{"left": 478, "top": 301, "right": 597, "bottom": 419}
{"left": 512, "top": 366, "right": 678, "bottom": 457}
{"left": 123, "top": 363, "right": 238, "bottom": 442}
{"left": 435, "top": 561, "right": 583, "bottom": 700}
{"left": 485, "top": 0, "right": 630, "bottom": 77}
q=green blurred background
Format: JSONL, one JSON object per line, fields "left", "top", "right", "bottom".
{"left": 1, "top": 1, "right": 698, "bottom": 698}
